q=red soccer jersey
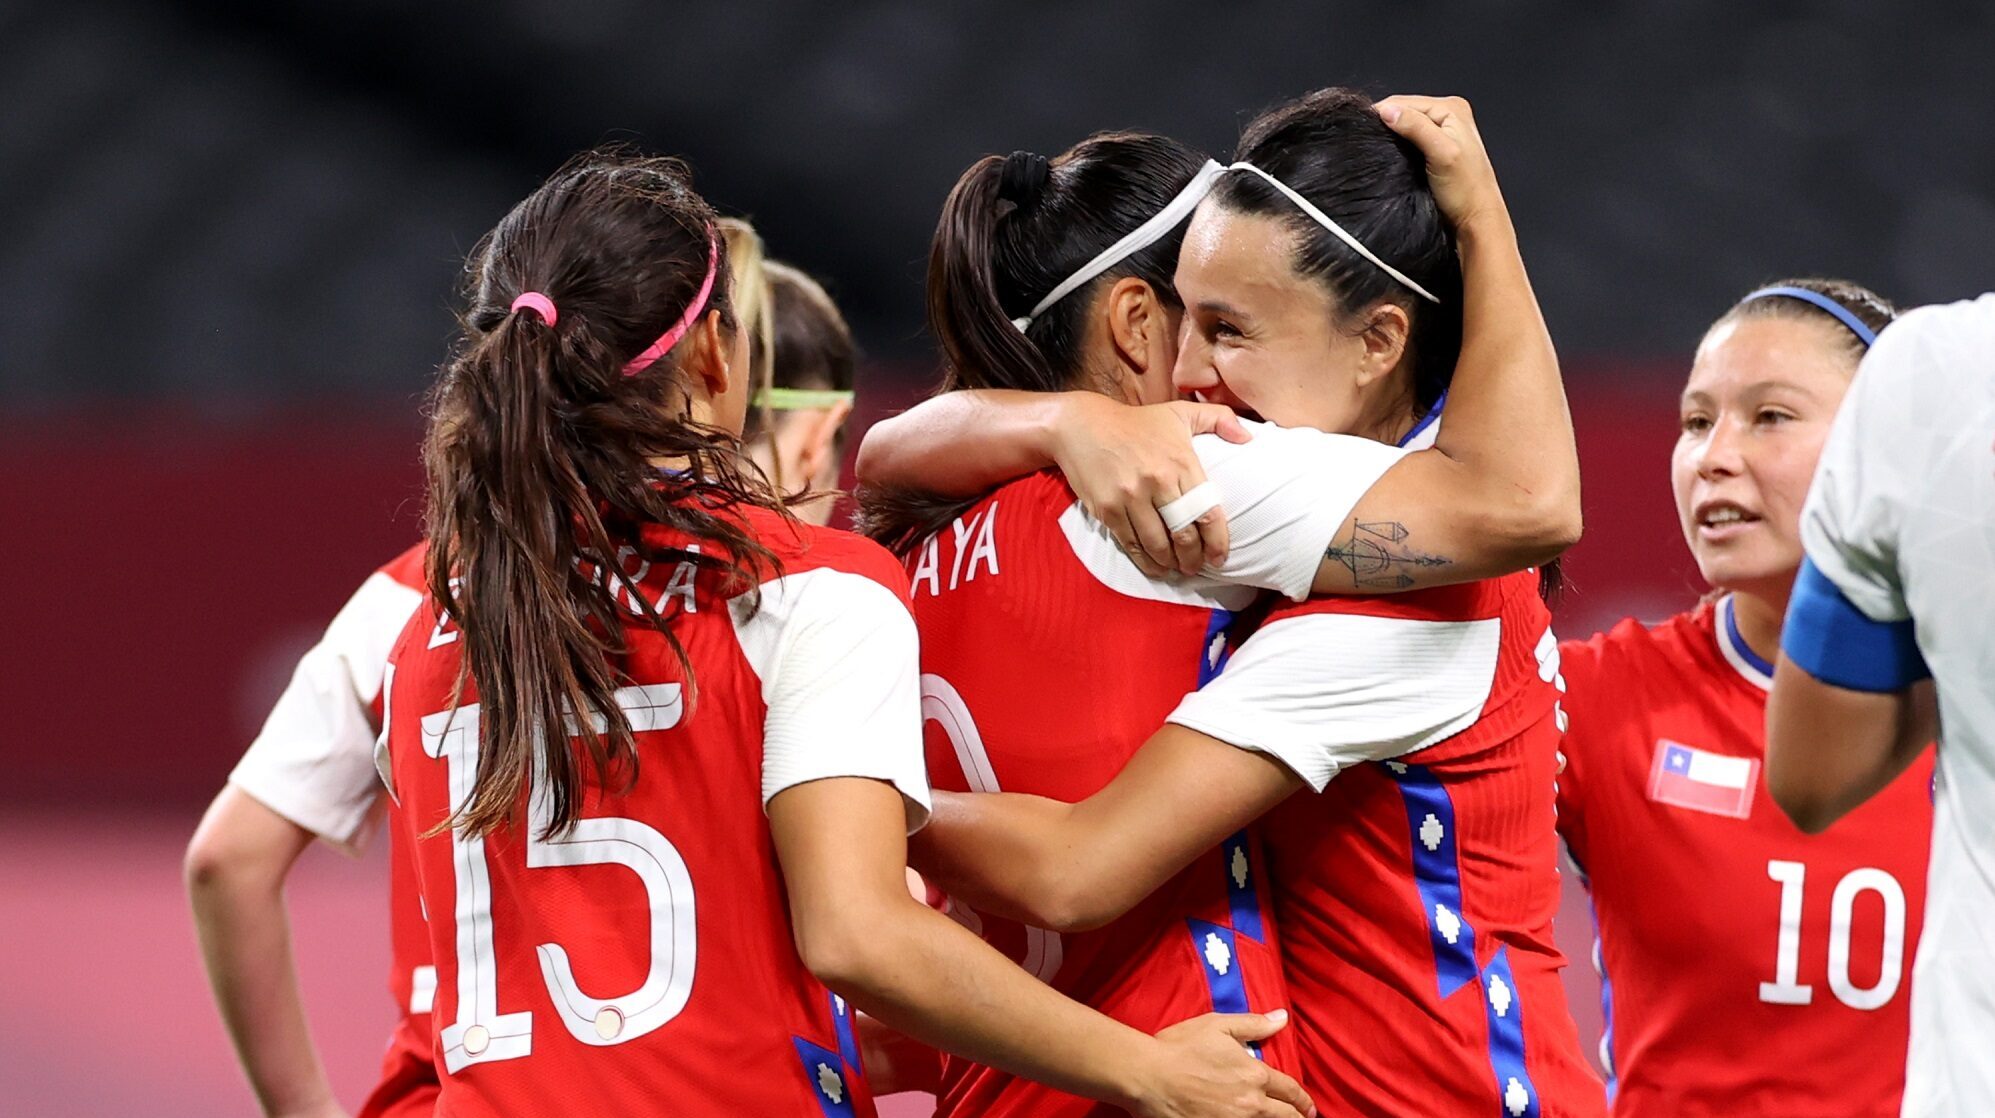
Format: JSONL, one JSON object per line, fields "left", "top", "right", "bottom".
{"left": 385, "top": 509, "right": 930, "bottom": 1117}
{"left": 907, "top": 471, "right": 1294, "bottom": 1118}
{"left": 1170, "top": 570, "right": 1606, "bottom": 1118}
{"left": 1557, "top": 596, "right": 1932, "bottom": 1117}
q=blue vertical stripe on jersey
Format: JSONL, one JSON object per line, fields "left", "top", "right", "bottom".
{"left": 828, "top": 990, "right": 863, "bottom": 1076}
{"left": 1188, "top": 918, "right": 1262, "bottom": 1060}
{"left": 1591, "top": 903, "right": 1618, "bottom": 1104}
{"left": 1196, "top": 608, "right": 1235, "bottom": 688}
{"left": 1481, "top": 947, "right": 1541, "bottom": 1118}
{"left": 1384, "top": 761, "right": 1481, "bottom": 998}
{"left": 1222, "top": 831, "right": 1266, "bottom": 943}
{"left": 792, "top": 1036, "right": 858, "bottom": 1118}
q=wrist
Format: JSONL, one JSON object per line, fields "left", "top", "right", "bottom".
{"left": 1100, "top": 1033, "right": 1167, "bottom": 1114}
{"left": 1451, "top": 203, "right": 1516, "bottom": 250}
{"left": 1042, "top": 392, "right": 1106, "bottom": 468}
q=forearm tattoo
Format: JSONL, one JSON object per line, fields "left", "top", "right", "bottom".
{"left": 1324, "top": 519, "right": 1452, "bottom": 590}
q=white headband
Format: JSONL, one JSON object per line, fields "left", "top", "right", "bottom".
{"left": 1010, "top": 156, "right": 1442, "bottom": 332}
{"left": 1222, "top": 161, "right": 1442, "bottom": 304}
{"left": 1011, "top": 159, "right": 1227, "bottom": 331}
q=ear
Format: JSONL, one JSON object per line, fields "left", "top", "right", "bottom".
{"left": 796, "top": 398, "right": 855, "bottom": 482}
{"left": 1353, "top": 301, "right": 1412, "bottom": 389}
{"left": 688, "top": 309, "right": 732, "bottom": 399}
{"left": 1103, "top": 276, "right": 1169, "bottom": 398}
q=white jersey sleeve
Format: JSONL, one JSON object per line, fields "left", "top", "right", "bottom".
{"left": 229, "top": 569, "right": 425, "bottom": 852}
{"left": 1166, "top": 609, "right": 1499, "bottom": 790}
{"left": 1193, "top": 421, "right": 1409, "bottom": 601}
{"left": 731, "top": 567, "right": 932, "bottom": 831}
{"left": 1799, "top": 313, "right": 1931, "bottom": 622}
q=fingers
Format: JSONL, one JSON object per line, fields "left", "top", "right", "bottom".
{"left": 1174, "top": 400, "right": 1251, "bottom": 444}
{"left": 1211, "top": 1008, "right": 1290, "bottom": 1044}
{"left": 1168, "top": 522, "right": 1204, "bottom": 577}
{"left": 1375, "top": 98, "right": 1454, "bottom": 159}
{"left": 1262, "top": 1067, "right": 1317, "bottom": 1118}
{"left": 1120, "top": 508, "right": 1174, "bottom": 578}
{"left": 1197, "top": 508, "right": 1230, "bottom": 570}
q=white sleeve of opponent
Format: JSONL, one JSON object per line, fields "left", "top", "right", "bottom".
{"left": 1166, "top": 610, "right": 1500, "bottom": 790}
{"left": 1800, "top": 307, "right": 1947, "bottom": 623}
{"left": 732, "top": 568, "right": 932, "bottom": 832}
{"left": 1193, "top": 421, "right": 1410, "bottom": 601}
{"left": 228, "top": 571, "right": 424, "bottom": 852}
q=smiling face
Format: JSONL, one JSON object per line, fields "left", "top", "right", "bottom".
{"left": 1169, "top": 199, "right": 1413, "bottom": 436}
{"left": 1671, "top": 314, "right": 1858, "bottom": 596}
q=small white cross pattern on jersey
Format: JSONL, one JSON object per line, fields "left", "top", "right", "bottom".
{"left": 1420, "top": 812, "right": 1445, "bottom": 852}
{"left": 1487, "top": 973, "right": 1513, "bottom": 1017}
{"left": 817, "top": 1062, "right": 844, "bottom": 1104}
{"left": 1506, "top": 1076, "right": 1531, "bottom": 1116}
{"left": 1435, "top": 903, "right": 1463, "bottom": 945}
{"left": 1230, "top": 845, "right": 1250, "bottom": 889}
{"left": 1203, "top": 932, "right": 1234, "bottom": 976}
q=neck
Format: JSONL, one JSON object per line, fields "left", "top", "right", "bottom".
{"left": 1355, "top": 379, "right": 1420, "bottom": 445}
{"left": 1726, "top": 582, "right": 1791, "bottom": 667}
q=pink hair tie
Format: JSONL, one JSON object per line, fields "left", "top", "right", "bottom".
{"left": 510, "top": 291, "right": 558, "bottom": 325}
{"left": 621, "top": 229, "right": 720, "bottom": 376}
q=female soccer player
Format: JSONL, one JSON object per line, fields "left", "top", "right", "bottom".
{"left": 382, "top": 149, "right": 1309, "bottom": 1118}
{"left": 888, "top": 91, "right": 1604, "bottom": 1116}
{"left": 1557, "top": 279, "right": 1931, "bottom": 1116}
{"left": 183, "top": 216, "right": 783, "bottom": 1118}
{"left": 861, "top": 91, "right": 1597, "bottom": 1117}
{"left": 744, "top": 261, "right": 858, "bottom": 524}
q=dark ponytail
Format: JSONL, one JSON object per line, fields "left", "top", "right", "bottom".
{"left": 424, "top": 149, "right": 782, "bottom": 840}
{"left": 1216, "top": 87, "right": 1464, "bottom": 413}
{"left": 862, "top": 131, "right": 1210, "bottom": 554}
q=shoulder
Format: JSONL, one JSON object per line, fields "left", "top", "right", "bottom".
{"left": 375, "top": 542, "right": 428, "bottom": 593}
{"left": 1190, "top": 418, "right": 1407, "bottom": 471}
{"left": 724, "top": 507, "right": 914, "bottom": 599}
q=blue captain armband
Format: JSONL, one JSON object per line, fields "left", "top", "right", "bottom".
{"left": 1781, "top": 557, "right": 1931, "bottom": 692}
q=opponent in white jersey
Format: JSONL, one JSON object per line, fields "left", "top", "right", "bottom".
{"left": 1765, "top": 293, "right": 1995, "bottom": 1116}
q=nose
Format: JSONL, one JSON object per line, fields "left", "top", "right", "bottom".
{"left": 1172, "top": 320, "right": 1216, "bottom": 395}
{"left": 1696, "top": 414, "right": 1747, "bottom": 481}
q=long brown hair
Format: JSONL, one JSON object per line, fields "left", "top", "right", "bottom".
{"left": 858, "top": 131, "right": 1209, "bottom": 555}
{"left": 423, "top": 149, "right": 783, "bottom": 839}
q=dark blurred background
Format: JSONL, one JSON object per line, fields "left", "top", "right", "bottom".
{"left": 2, "top": 2, "right": 1988, "bottom": 1113}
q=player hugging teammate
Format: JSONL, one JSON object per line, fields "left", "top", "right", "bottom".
{"left": 187, "top": 86, "right": 1970, "bottom": 1118}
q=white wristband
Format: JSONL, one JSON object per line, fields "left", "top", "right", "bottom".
{"left": 1158, "top": 481, "right": 1222, "bottom": 534}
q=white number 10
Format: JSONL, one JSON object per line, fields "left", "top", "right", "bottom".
{"left": 419, "top": 683, "right": 695, "bottom": 1072}
{"left": 1758, "top": 859, "right": 1906, "bottom": 1011}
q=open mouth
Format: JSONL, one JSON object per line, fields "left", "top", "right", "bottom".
{"left": 1695, "top": 501, "right": 1762, "bottom": 534}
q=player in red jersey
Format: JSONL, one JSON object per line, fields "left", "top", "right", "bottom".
{"left": 865, "top": 91, "right": 1596, "bottom": 1110}
{"left": 184, "top": 217, "right": 783, "bottom": 1118}
{"left": 1556, "top": 278, "right": 1931, "bottom": 1116}
{"left": 893, "top": 92, "right": 1603, "bottom": 1116}
{"left": 383, "top": 149, "right": 1310, "bottom": 1118}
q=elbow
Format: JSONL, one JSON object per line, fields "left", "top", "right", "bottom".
{"left": 1023, "top": 869, "right": 1129, "bottom": 934}
{"left": 795, "top": 904, "right": 899, "bottom": 993}
{"left": 1504, "top": 485, "right": 1583, "bottom": 566}
{"left": 1767, "top": 764, "right": 1839, "bottom": 835}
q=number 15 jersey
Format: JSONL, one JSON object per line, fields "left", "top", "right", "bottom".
{"left": 384, "top": 510, "right": 930, "bottom": 1118}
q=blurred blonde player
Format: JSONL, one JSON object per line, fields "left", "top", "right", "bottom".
{"left": 1767, "top": 293, "right": 1995, "bottom": 1116}
{"left": 744, "top": 261, "right": 858, "bottom": 525}
{"left": 185, "top": 216, "right": 780, "bottom": 1118}
{"left": 1555, "top": 279, "right": 1932, "bottom": 1116}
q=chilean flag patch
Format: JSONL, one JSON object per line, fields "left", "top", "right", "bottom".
{"left": 1647, "top": 740, "right": 1758, "bottom": 819}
